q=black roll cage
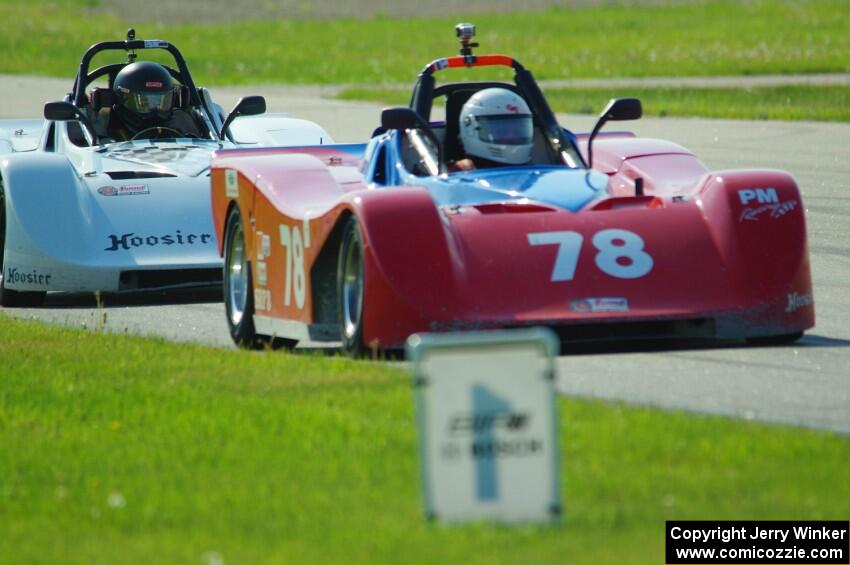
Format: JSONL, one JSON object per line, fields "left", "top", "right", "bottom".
{"left": 407, "top": 56, "right": 586, "bottom": 168}
{"left": 71, "top": 39, "right": 204, "bottom": 113}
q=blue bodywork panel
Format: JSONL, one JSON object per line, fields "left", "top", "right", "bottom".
{"left": 415, "top": 166, "right": 607, "bottom": 212}
{"left": 364, "top": 131, "right": 607, "bottom": 213}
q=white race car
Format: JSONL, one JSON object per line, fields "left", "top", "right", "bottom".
{"left": 0, "top": 30, "right": 332, "bottom": 306}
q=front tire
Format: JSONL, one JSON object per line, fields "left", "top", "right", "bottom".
{"left": 223, "top": 206, "right": 295, "bottom": 350}
{"left": 338, "top": 215, "right": 365, "bottom": 356}
{"left": 0, "top": 185, "right": 46, "bottom": 308}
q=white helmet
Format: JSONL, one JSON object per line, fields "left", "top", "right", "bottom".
{"left": 459, "top": 88, "right": 534, "bottom": 165}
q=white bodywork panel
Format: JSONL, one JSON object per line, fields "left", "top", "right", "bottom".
{"left": 0, "top": 120, "right": 45, "bottom": 154}
{"left": 229, "top": 114, "right": 333, "bottom": 146}
{"left": 0, "top": 113, "right": 333, "bottom": 293}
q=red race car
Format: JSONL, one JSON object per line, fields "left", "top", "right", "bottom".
{"left": 209, "top": 24, "right": 813, "bottom": 354}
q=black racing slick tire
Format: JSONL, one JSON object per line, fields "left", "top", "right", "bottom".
{"left": 0, "top": 183, "right": 46, "bottom": 308}
{"left": 337, "top": 215, "right": 366, "bottom": 356}
{"left": 223, "top": 206, "right": 295, "bottom": 350}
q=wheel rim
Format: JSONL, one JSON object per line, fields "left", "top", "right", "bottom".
{"left": 227, "top": 220, "right": 248, "bottom": 327}
{"left": 342, "top": 231, "right": 363, "bottom": 339}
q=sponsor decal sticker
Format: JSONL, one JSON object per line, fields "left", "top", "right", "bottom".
{"left": 98, "top": 184, "right": 150, "bottom": 197}
{"left": 225, "top": 169, "right": 239, "bottom": 198}
{"left": 5, "top": 267, "right": 52, "bottom": 286}
{"left": 255, "top": 288, "right": 272, "bottom": 311}
{"left": 256, "top": 233, "right": 272, "bottom": 261}
{"left": 434, "top": 58, "right": 449, "bottom": 70}
{"left": 570, "top": 297, "right": 630, "bottom": 313}
{"left": 739, "top": 200, "right": 798, "bottom": 222}
{"left": 506, "top": 103, "right": 520, "bottom": 114}
{"left": 737, "top": 186, "right": 799, "bottom": 222}
{"left": 257, "top": 261, "right": 267, "bottom": 286}
{"left": 786, "top": 292, "right": 814, "bottom": 313}
{"left": 104, "top": 230, "right": 213, "bottom": 251}
{"left": 737, "top": 187, "right": 778, "bottom": 205}
{"left": 256, "top": 231, "right": 265, "bottom": 260}
{"left": 144, "top": 81, "right": 163, "bottom": 88}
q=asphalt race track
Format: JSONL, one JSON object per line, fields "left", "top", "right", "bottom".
{"left": 2, "top": 77, "right": 849, "bottom": 434}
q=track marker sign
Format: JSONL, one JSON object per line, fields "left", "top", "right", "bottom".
{"left": 406, "top": 328, "right": 561, "bottom": 523}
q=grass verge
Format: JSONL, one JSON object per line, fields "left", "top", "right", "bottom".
{"left": 1, "top": 316, "right": 848, "bottom": 564}
{"left": 0, "top": 1, "right": 847, "bottom": 85}
{"left": 338, "top": 84, "right": 850, "bottom": 122}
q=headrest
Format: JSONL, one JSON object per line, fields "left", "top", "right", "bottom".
{"left": 90, "top": 88, "right": 116, "bottom": 112}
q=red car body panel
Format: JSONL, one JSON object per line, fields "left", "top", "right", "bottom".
{"left": 209, "top": 47, "right": 812, "bottom": 350}
{"left": 210, "top": 137, "right": 814, "bottom": 349}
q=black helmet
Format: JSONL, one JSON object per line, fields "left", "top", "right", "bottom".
{"left": 112, "top": 61, "right": 175, "bottom": 122}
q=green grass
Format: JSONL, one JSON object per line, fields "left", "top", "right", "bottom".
{"left": 1, "top": 316, "right": 848, "bottom": 564}
{"left": 338, "top": 84, "right": 850, "bottom": 122}
{"left": 0, "top": 1, "right": 848, "bottom": 85}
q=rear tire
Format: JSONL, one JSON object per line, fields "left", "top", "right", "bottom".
{"left": 223, "top": 206, "right": 296, "bottom": 350}
{"left": 338, "top": 215, "right": 365, "bottom": 356}
{"left": 0, "top": 184, "right": 46, "bottom": 308}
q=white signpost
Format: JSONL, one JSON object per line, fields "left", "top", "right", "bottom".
{"left": 406, "top": 328, "right": 561, "bottom": 523}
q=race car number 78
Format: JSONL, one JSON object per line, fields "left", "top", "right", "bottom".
{"left": 279, "top": 224, "right": 307, "bottom": 309}
{"left": 528, "top": 228, "right": 653, "bottom": 281}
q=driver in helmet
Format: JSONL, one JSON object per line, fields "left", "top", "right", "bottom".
{"left": 453, "top": 88, "right": 535, "bottom": 171}
{"left": 108, "top": 61, "right": 178, "bottom": 141}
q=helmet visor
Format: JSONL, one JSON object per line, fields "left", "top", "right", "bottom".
{"left": 123, "top": 90, "right": 174, "bottom": 114}
{"left": 476, "top": 115, "right": 533, "bottom": 145}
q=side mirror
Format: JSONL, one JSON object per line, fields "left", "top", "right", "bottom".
{"left": 599, "top": 98, "right": 642, "bottom": 122}
{"left": 381, "top": 107, "right": 444, "bottom": 176}
{"left": 44, "top": 101, "right": 79, "bottom": 121}
{"left": 587, "top": 97, "right": 642, "bottom": 169}
{"left": 44, "top": 101, "right": 99, "bottom": 145}
{"left": 381, "top": 107, "right": 426, "bottom": 131}
{"left": 220, "top": 95, "right": 266, "bottom": 140}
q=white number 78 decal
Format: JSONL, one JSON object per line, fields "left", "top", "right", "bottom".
{"left": 527, "top": 228, "right": 653, "bottom": 281}
{"left": 279, "top": 223, "right": 309, "bottom": 309}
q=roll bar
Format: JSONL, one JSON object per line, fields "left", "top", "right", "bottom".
{"left": 72, "top": 32, "right": 204, "bottom": 114}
